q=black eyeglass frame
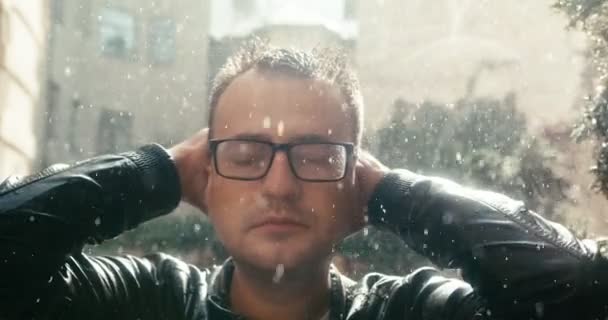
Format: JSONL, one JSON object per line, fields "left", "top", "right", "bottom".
{"left": 209, "top": 138, "right": 355, "bottom": 182}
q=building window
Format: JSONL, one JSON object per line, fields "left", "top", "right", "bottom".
{"left": 52, "top": 0, "right": 64, "bottom": 25}
{"left": 75, "top": 0, "right": 92, "bottom": 36}
{"left": 233, "top": 0, "right": 256, "bottom": 19}
{"left": 68, "top": 99, "right": 82, "bottom": 150}
{"left": 97, "top": 109, "right": 132, "bottom": 153}
{"left": 148, "top": 17, "right": 176, "bottom": 64}
{"left": 344, "top": 0, "right": 356, "bottom": 20}
{"left": 98, "top": 8, "right": 135, "bottom": 58}
{"left": 46, "top": 81, "right": 60, "bottom": 140}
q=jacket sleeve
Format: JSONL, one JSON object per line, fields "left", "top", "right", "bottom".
{"left": 367, "top": 169, "right": 608, "bottom": 320}
{"left": 0, "top": 144, "right": 185, "bottom": 319}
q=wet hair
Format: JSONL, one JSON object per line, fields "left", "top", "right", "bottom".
{"left": 207, "top": 38, "right": 364, "bottom": 145}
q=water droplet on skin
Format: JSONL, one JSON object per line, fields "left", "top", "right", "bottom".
{"left": 263, "top": 116, "right": 271, "bottom": 129}
{"left": 277, "top": 120, "right": 285, "bottom": 136}
{"left": 328, "top": 129, "right": 332, "bottom": 135}
{"left": 336, "top": 182, "right": 344, "bottom": 190}
{"left": 272, "top": 264, "right": 284, "bottom": 284}
{"left": 311, "top": 208, "right": 315, "bottom": 213}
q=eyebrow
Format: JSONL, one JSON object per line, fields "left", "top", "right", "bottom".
{"left": 228, "top": 133, "right": 335, "bottom": 143}
{"left": 230, "top": 133, "right": 273, "bottom": 141}
{"left": 289, "top": 134, "right": 333, "bottom": 143}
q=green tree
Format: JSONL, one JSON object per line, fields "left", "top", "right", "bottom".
{"left": 555, "top": 0, "right": 608, "bottom": 196}
{"left": 375, "top": 94, "right": 569, "bottom": 218}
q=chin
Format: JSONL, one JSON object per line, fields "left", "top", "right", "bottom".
{"left": 234, "top": 239, "right": 332, "bottom": 274}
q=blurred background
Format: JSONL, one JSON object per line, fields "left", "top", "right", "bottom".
{"left": 0, "top": 0, "right": 606, "bottom": 279}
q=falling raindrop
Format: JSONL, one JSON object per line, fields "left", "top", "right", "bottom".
{"left": 272, "top": 264, "right": 284, "bottom": 283}
{"left": 263, "top": 116, "right": 271, "bottom": 129}
{"left": 535, "top": 302, "right": 544, "bottom": 318}
{"left": 277, "top": 120, "right": 285, "bottom": 136}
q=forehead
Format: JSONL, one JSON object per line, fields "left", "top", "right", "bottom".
{"left": 212, "top": 69, "right": 354, "bottom": 142}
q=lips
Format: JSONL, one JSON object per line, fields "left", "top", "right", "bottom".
{"left": 251, "top": 216, "right": 308, "bottom": 231}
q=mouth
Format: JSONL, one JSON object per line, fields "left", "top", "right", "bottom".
{"left": 251, "top": 217, "right": 308, "bottom": 233}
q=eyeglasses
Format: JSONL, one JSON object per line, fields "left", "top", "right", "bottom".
{"left": 209, "top": 139, "right": 354, "bottom": 182}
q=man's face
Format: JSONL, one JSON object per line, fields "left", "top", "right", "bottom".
{"left": 205, "top": 69, "right": 361, "bottom": 273}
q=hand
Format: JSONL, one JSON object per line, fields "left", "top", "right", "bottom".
{"left": 355, "top": 150, "right": 389, "bottom": 219}
{"left": 169, "top": 128, "right": 210, "bottom": 212}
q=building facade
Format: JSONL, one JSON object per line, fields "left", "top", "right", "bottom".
{"left": 0, "top": 0, "right": 49, "bottom": 180}
{"left": 45, "top": 0, "right": 210, "bottom": 165}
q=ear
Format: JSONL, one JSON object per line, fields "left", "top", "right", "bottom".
{"left": 201, "top": 158, "right": 213, "bottom": 216}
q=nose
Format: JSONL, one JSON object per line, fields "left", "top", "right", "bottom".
{"left": 261, "top": 151, "right": 301, "bottom": 200}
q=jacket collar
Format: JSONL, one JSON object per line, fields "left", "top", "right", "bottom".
{"left": 205, "top": 258, "right": 354, "bottom": 320}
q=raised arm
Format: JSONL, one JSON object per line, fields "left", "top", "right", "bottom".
{"left": 0, "top": 144, "right": 181, "bottom": 318}
{"left": 367, "top": 168, "right": 608, "bottom": 319}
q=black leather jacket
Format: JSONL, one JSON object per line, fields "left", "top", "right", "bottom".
{"left": 1, "top": 144, "right": 607, "bottom": 320}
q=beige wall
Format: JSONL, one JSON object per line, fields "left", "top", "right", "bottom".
{"left": 0, "top": 0, "right": 48, "bottom": 180}
{"left": 46, "top": 0, "right": 210, "bottom": 164}
{"left": 356, "top": 0, "right": 587, "bottom": 131}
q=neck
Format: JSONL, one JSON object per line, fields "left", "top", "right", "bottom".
{"left": 230, "top": 260, "right": 331, "bottom": 320}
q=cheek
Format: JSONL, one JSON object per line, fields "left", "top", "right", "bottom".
{"left": 307, "top": 183, "right": 357, "bottom": 234}
{"left": 205, "top": 175, "right": 253, "bottom": 238}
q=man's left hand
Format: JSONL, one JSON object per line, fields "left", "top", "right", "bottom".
{"left": 354, "top": 150, "right": 389, "bottom": 219}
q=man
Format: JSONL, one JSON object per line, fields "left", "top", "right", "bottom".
{"left": 1, "top": 42, "right": 608, "bottom": 320}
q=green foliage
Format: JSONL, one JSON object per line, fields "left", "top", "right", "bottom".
{"left": 555, "top": 0, "right": 608, "bottom": 196}
{"left": 374, "top": 95, "right": 569, "bottom": 218}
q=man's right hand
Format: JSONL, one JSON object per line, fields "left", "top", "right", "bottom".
{"left": 169, "top": 128, "right": 210, "bottom": 212}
